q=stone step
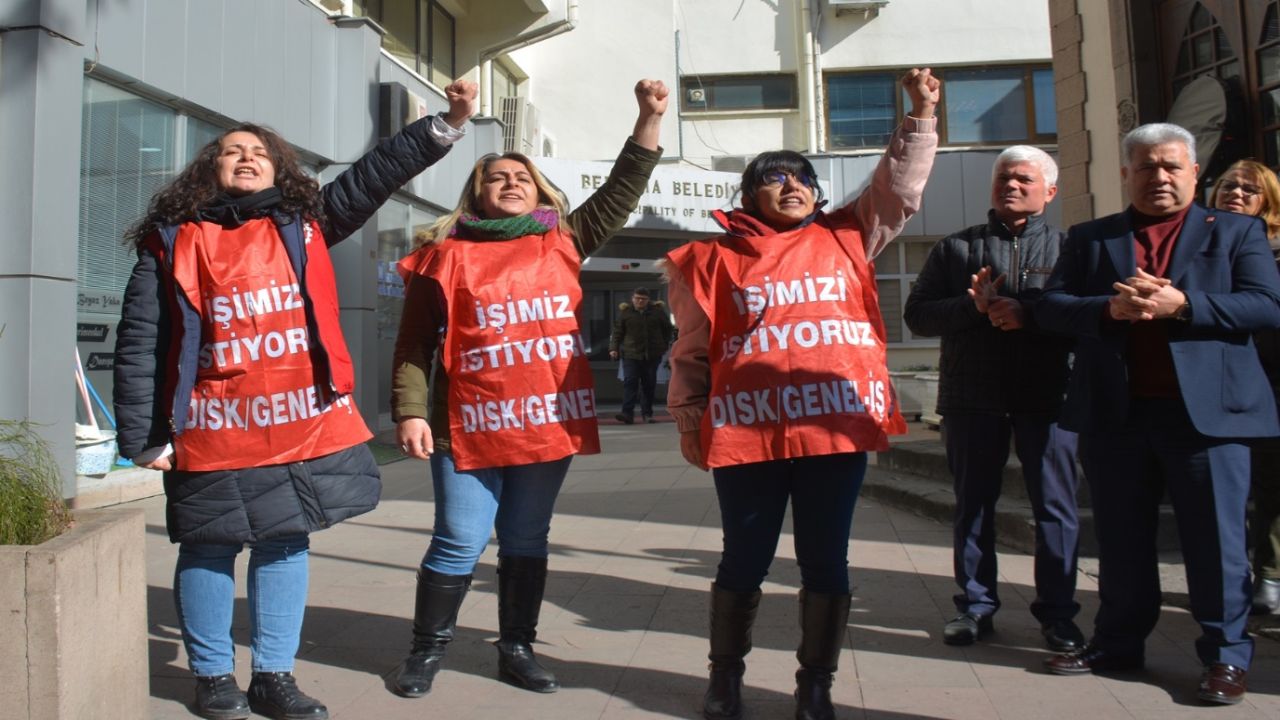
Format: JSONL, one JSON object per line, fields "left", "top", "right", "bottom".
{"left": 866, "top": 451, "right": 1183, "bottom": 555}
{"left": 877, "top": 439, "right": 1094, "bottom": 507}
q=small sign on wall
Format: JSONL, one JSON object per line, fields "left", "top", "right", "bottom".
{"left": 77, "top": 323, "right": 110, "bottom": 342}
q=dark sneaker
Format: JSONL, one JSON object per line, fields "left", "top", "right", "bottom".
{"left": 192, "top": 673, "right": 250, "bottom": 720}
{"left": 615, "top": 413, "right": 634, "bottom": 424}
{"left": 247, "top": 672, "right": 328, "bottom": 720}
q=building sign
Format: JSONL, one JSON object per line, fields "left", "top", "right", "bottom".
{"left": 537, "top": 158, "right": 743, "bottom": 234}
{"left": 77, "top": 291, "right": 123, "bottom": 313}
{"left": 77, "top": 323, "right": 110, "bottom": 342}
{"left": 85, "top": 353, "right": 115, "bottom": 371}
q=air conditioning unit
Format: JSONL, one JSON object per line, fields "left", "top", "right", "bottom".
{"left": 499, "top": 96, "right": 541, "bottom": 155}
{"left": 827, "top": 0, "right": 888, "bottom": 19}
{"left": 711, "top": 154, "right": 756, "bottom": 174}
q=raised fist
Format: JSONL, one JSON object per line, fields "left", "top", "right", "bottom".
{"left": 635, "top": 79, "right": 670, "bottom": 117}
{"left": 443, "top": 79, "right": 478, "bottom": 128}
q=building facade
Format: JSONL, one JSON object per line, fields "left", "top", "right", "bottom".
{"left": 1, "top": 0, "right": 1056, "bottom": 502}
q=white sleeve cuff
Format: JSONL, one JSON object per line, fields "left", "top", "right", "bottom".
{"left": 132, "top": 444, "right": 174, "bottom": 464}
{"left": 429, "top": 114, "right": 467, "bottom": 145}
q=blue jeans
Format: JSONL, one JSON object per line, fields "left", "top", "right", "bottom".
{"left": 423, "top": 452, "right": 571, "bottom": 575}
{"left": 712, "top": 453, "right": 867, "bottom": 595}
{"left": 174, "top": 535, "right": 310, "bottom": 676}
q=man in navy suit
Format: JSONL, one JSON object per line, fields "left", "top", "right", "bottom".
{"left": 1036, "top": 123, "right": 1280, "bottom": 705}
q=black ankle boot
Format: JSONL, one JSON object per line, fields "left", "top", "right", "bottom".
{"left": 793, "top": 589, "right": 851, "bottom": 720}
{"left": 392, "top": 569, "right": 472, "bottom": 697}
{"left": 703, "top": 583, "right": 762, "bottom": 720}
{"left": 193, "top": 674, "right": 249, "bottom": 720}
{"left": 247, "top": 672, "right": 328, "bottom": 720}
{"left": 495, "top": 556, "right": 559, "bottom": 693}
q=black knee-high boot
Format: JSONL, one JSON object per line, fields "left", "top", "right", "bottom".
{"left": 704, "top": 583, "right": 762, "bottom": 720}
{"left": 392, "top": 569, "right": 472, "bottom": 698}
{"left": 495, "top": 556, "right": 559, "bottom": 693}
{"left": 794, "top": 589, "right": 852, "bottom": 720}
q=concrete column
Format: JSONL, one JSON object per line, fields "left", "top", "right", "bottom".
{"left": 0, "top": 0, "right": 89, "bottom": 497}
{"left": 324, "top": 18, "right": 385, "bottom": 428}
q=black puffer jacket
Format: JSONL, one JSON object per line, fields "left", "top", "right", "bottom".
{"left": 903, "top": 210, "right": 1073, "bottom": 415}
{"left": 114, "top": 115, "right": 453, "bottom": 544}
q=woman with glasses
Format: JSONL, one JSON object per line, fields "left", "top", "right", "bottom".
{"left": 1210, "top": 160, "right": 1280, "bottom": 618}
{"left": 665, "top": 68, "right": 939, "bottom": 720}
{"left": 388, "top": 79, "right": 667, "bottom": 699}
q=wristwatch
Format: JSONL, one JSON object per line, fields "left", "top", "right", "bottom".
{"left": 1173, "top": 298, "right": 1192, "bottom": 322}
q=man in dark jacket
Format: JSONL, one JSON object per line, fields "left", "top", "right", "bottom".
{"left": 904, "top": 146, "right": 1082, "bottom": 652}
{"left": 609, "top": 287, "right": 673, "bottom": 423}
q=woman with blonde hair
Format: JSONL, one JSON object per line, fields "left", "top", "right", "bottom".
{"left": 1211, "top": 159, "right": 1280, "bottom": 618}
{"left": 388, "top": 79, "right": 667, "bottom": 698}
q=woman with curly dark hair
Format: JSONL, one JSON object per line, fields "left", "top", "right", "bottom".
{"left": 113, "top": 82, "right": 477, "bottom": 720}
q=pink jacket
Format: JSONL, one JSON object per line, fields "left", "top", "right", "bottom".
{"left": 665, "top": 116, "right": 938, "bottom": 433}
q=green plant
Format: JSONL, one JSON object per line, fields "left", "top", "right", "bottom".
{"left": 0, "top": 419, "right": 72, "bottom": 545}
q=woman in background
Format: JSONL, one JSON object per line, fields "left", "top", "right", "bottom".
{"left": 1210, "top": 159, "right": 1280, "bottom": 617}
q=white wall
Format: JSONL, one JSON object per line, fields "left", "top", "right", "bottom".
{"left": 816, "top": 0, "right": 1052, "bottom": 69}
{"left": 509, "top": 2, "right": 680, "bottom": 161}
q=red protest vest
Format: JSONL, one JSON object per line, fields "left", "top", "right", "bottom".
{"left": 666, "top": 216, "right": 906, "bottom": 468}
{"left": 400, "top": 227, "right": 600, "bottom": 470}
{"left": 169, "top": 218, "right": 371, "bottom": 470}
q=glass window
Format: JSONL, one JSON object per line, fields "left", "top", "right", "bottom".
{"left": 828, "top": 65, "right": 1053, "bottom": 149}
{"left": 827, "top": 73, "right": 897, "bottom": 148}
{"left": 186, "top": 117, "right": 223, "bottom": 161}
{"left": 79, "top": 79, "right": 177, "bottom": 294}
{"left": 493, "top": 63, "right": 518, "bottom": 104}
{"left": 875, "top": 279, "right": 903, "bottom": 343}
{"left": 380, "top": 0, "right": 417, "bottom": 70}
{"left": 374, "top": 198, "right": 439, "bottom": 421}
{"left": 945, "top": 67, "right": 1028, "bottom": 144}
{"left": 681, "top": 74, "right": 797, "bottom": 111}
{"left": 1032, "top": 68, "right": 1057, "bottom": 136}
{"left": 361, "top": 0, "right": 454, "bottom": 88}
{"left": 429, "top": 3, "right": 455, "bottom": 89}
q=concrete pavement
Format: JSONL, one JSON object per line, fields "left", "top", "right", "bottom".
{"left": 135, "top": 418, "right": 1280, "bottom": 719}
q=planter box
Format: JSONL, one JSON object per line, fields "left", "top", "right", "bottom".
{"left": 918, "top": 372, "right": 942, "bottom": 429}
{"left": 889, "top": 371, "right": 927, "bottom": 420}
{"left": 0, "top": 508, "right": 148, "bottom": 720}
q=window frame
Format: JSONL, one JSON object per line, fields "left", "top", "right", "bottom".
{"left": 356, "top": 0, "right": 455, "bottom": 90}
{"left": 824, "top": 63, "right": 1057, "bottom": 150}
{"left": 680, "top": 73, "right": 800, "bottom": 113}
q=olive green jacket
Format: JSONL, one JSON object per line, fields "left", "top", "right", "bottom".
{"left": 609, "top": 301, "right": 673, "bottom": 361}
{"left": 391, "top": 137, "right": 662, "bottom": 453}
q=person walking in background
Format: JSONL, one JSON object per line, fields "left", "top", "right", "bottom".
{"left": 1210, "top": 159, "right": 1280, "bottom": 616}
{"left": 666, "top": 68, "right": 939, "bottom": 720}
{"left": 1037, "top": 124, "right": 1280, "bottom": 705}
{"left": 904, "top": 146, "right": 1082, "bottom": 651}
{"left": 610, "top": 286, "right": 673, "bottom": 423}
{"left": 113, "top": 81, "right": 477, "bottom": 720}
{"left": 389, "top": 79, "right": 667, "bottom": 699}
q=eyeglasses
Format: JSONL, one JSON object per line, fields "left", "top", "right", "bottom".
{"left": 760, "top": 171, "right": 814, "bottom": 189}
{"left": 1220, "top": 180, "right": 1263, "bottom": 197}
